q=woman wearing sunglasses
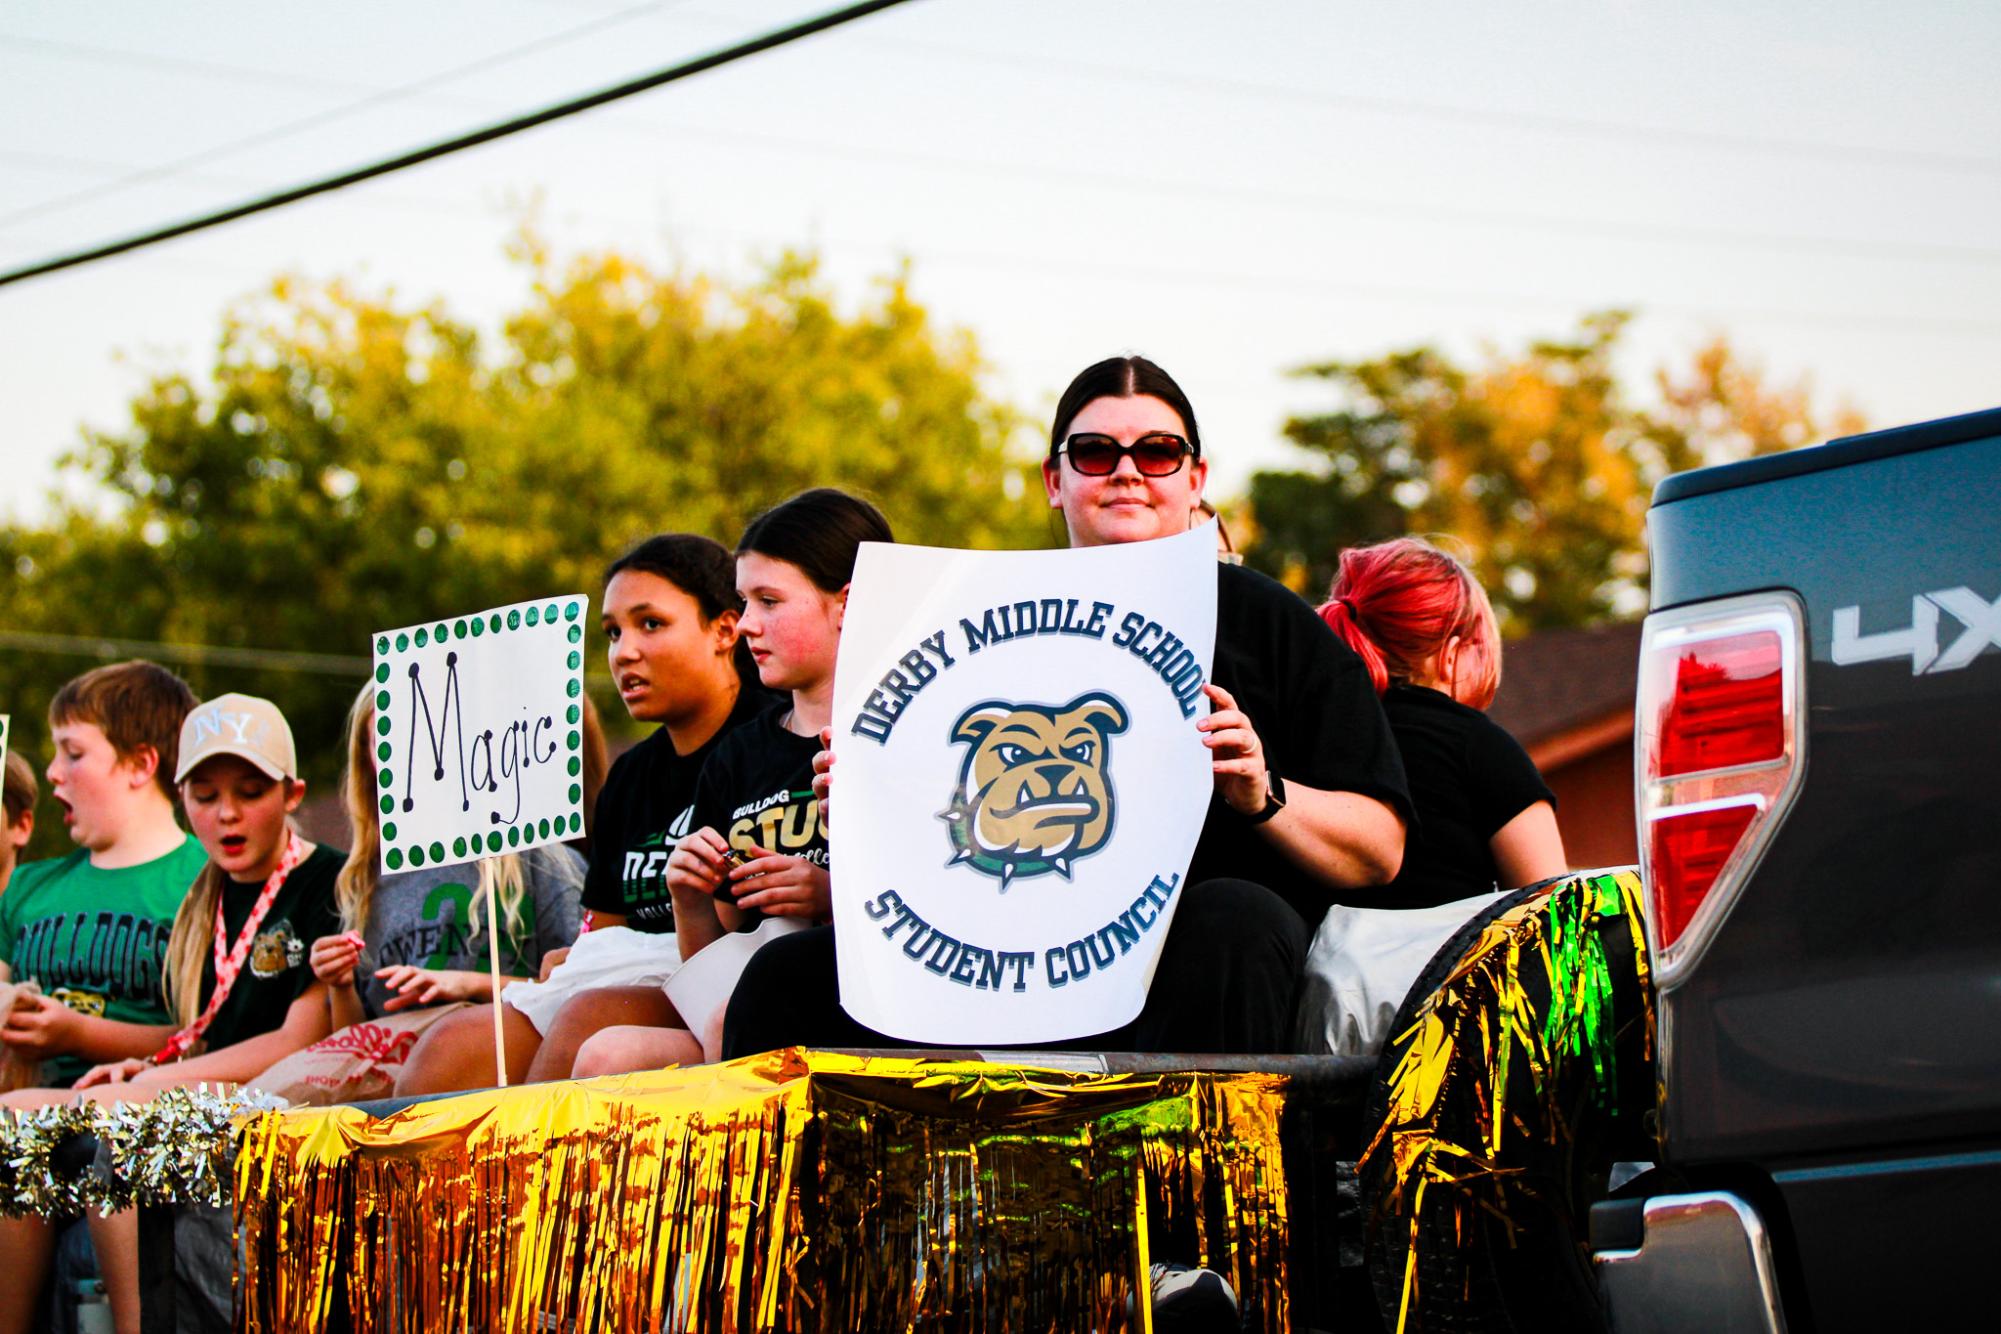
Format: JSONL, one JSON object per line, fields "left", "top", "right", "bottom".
{"left": 723, "top": 355, "right": 1412, "bottom": 1058}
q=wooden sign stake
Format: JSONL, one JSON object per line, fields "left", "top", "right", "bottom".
{"left": 485, "top": 865, "right": 508, "bottom": 1088}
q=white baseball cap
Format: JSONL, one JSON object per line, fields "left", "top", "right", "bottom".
{"left": 175, "top": 693, "right": 299, "bottom": 783}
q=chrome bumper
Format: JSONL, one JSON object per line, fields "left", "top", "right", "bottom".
{"left": 1592, "top": 1191, "right": 1788, "bottom": 1334}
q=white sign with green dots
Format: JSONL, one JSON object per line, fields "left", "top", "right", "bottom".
{"left": 370, "top": 596, "right": 589, "bottom": 874}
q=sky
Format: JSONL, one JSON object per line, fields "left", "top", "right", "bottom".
{"left": 2, "top": 0, "right": 1998, "bottom": 525}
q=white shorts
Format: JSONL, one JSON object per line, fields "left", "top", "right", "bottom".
{"left": 502, "top": 926, "right": 684, "bottom": 1035}
{"left": 663, "top": 917, "right": 809, "bottom": 1051}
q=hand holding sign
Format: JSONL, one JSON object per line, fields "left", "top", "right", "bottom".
{"left": 810, "top": 729, "right": 835, "bottom": 818}
{"left": 371, "top": 597, "right": 589, "bottom": 875}
{"left": 1198, "top": 681, "right": 1276, "bottom": 815}
{"left": 372, "top": 595, "right": 588, "bottom": 1084}
{"left": 830, "top": 526, "right": 1218, "bottom": 1045}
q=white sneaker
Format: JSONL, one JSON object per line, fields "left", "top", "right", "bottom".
{"left": 1144, "top": 1261, "right": 1241, "bottom": 1333}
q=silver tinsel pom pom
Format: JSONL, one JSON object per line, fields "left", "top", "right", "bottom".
{"left": 1, "top": 1085, "right": 285, "bottom": 1218}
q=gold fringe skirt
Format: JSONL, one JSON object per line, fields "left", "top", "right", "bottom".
{"left": 235, "top": 1049, "right": 1294, "bottom": 1333}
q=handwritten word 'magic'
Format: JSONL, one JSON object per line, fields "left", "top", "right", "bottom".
{"left": 401, "top": 654, "right": 559, "bottom": 825}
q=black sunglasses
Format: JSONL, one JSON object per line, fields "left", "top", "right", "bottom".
{"left": 1053, "top": 432, "right": 1198, "bottom": 477}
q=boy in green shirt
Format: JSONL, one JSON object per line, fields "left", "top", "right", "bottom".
{"left": 0, "top": 661, "right": 202, "bottom": 1087}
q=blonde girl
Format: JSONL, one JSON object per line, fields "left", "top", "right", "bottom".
{"left": 247, "top": 684, "right": 595, "bottom": 1103}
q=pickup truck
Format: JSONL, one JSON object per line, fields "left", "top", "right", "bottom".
{"left": 1587, "top": 404, "right": 2001, "bottom": 1332}
{"left": 1354, "top": 403, "right": 2001, "bottom": 1334}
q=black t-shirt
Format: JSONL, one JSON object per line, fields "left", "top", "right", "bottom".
{"left": 580, "top": 684, "right": 775, "bottom": 932}
{"left": 1182, "top": 562, "right": 1416, "bottom": 922}
{"left": 1358, "top": 684, "right": 1556, "bottom": 910}
{"left": 200, "top": 843, "right": 344, "bottom": 1052}
{"left": 690, "top": 703, "right": 828, "bottom": 922}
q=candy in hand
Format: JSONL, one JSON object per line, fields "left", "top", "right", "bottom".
{"left": 720, "top": 847, "right": 757, "bottom": 893}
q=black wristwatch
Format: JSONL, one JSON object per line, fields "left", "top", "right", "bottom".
{"left": 1245, "top": 771, "right": 1286, "bottom": 825}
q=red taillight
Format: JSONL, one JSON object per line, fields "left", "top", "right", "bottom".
{"left": 1636, "top": 597, "right": 1806, "bottom": 982}
{"left": 1647, "top": 801, "right": 1760, "bottom": 947}
{"left": 1654, "top": 631, "right": 1784, "bottom": 778}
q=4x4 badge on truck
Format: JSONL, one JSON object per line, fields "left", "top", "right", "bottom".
{"left": 1831, "top": 587, "right": 2001, "bottom": 675}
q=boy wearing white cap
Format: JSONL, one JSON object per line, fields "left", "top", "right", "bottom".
{"left": 142, "top": 692, "right": 343, "bottom": 1077}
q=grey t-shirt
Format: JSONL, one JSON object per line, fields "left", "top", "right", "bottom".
{"left": 357, "top": 844, "right": 583, "bottom": 1019}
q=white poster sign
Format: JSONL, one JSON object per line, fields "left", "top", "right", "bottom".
{"left": 831, "top": 525, "right": 1218, "bottom": 1044}
{"left": 371, "top": 596, "right": 590, "bottom": 875}
{"left": 0, "top": 715, "right": 9, "bottom": 770}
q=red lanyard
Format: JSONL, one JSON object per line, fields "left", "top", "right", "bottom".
{"left": 152, "top": 832, "right": 305, "bottom": 1065}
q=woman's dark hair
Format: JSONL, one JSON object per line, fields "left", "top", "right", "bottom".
{"left": 603, "top": 533, "right": 740, "bottom": 621}
{"left": 736, "top": 488, "right": 894, "bottom": 592}
{"left": 1049, "top": 355, "right": 1202, "bottom": 458}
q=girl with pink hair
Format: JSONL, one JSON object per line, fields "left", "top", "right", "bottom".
{"left": 1319, "top": 539, "right": 1566, "bottom": 904}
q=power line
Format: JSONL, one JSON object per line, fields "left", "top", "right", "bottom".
{"left": 0, "top": 629, "right": 367, "bottom": 676}
{"left": 832, "top": 238, "right": 2001, "bottom": 340}
{"left": 8, "top": 187, "right": 2000, "bottom": 342}
{"left": 0, "top": 149, "right": 267, "bottom": 199}
{"left": 17, "top": 117, "right": 1997, "bottom": 274}
{"left": 866, "top": 35, "right": 2001, "bottom": 180}
{"left": 4, "top": 16, "right": 1993, "bottom": 274}
{"left": 0, "top": 32, "right": 472, "bottom": 100}
{"left": 0, "top": 1, "right": 684, "bottom": 232}
{"left": 0, "top": 0, "right": 918, "bottom": 289}
{"left": 0, "top": 629, "right": 626, "bottom": 691}
{"left": 16, "top": 107, "right": 2000, "bottom": 272}
{"left": 598, "top": 118, "right": 2001, "bottom": 270}
{"left": 15, "top": 20, "right": 2000, "bottom": 185}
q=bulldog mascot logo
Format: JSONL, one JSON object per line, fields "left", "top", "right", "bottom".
{"left": 940, "top": 691, "right": 1129, "bottom": 889}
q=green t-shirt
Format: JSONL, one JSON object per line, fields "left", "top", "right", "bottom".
{"left": 0, "top": 835, "right": 206, "bottom": 1086}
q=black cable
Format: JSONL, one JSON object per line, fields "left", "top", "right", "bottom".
{"left": 0, "top": 0, "right": 684, "bottom": 233}
{"left": 0, "top": 629, "right": 626, "bottom": 693}
{"left": 0, "top": 629, "right": 367, "bottom": 676}
{"left": 0, "top": 0, "right": 917, "bottom": 290}
{"left": 868, "top": 35, "right": 2001, "bottom": 180}
{"left": 20, "top": 124, "right": 2001, "bottom": 272}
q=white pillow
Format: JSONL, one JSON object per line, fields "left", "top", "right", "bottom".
{"left": 1293, "top": 891, "right": 1503, "bottom": 1057}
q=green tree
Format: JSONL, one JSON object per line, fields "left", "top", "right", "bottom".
{"left": 2, "top": 246, "right": 1048, "bottom": 859}
{"left": 1245, "top": 313, "right": 1862, "bottom": 630}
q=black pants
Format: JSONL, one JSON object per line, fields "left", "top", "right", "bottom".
{"left": 720, "top": 877, "right": 1312, "bottom": 1059}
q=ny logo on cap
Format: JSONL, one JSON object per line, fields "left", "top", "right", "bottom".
{"left": 190, "top": 708, "right": 260, "bottom": 745}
